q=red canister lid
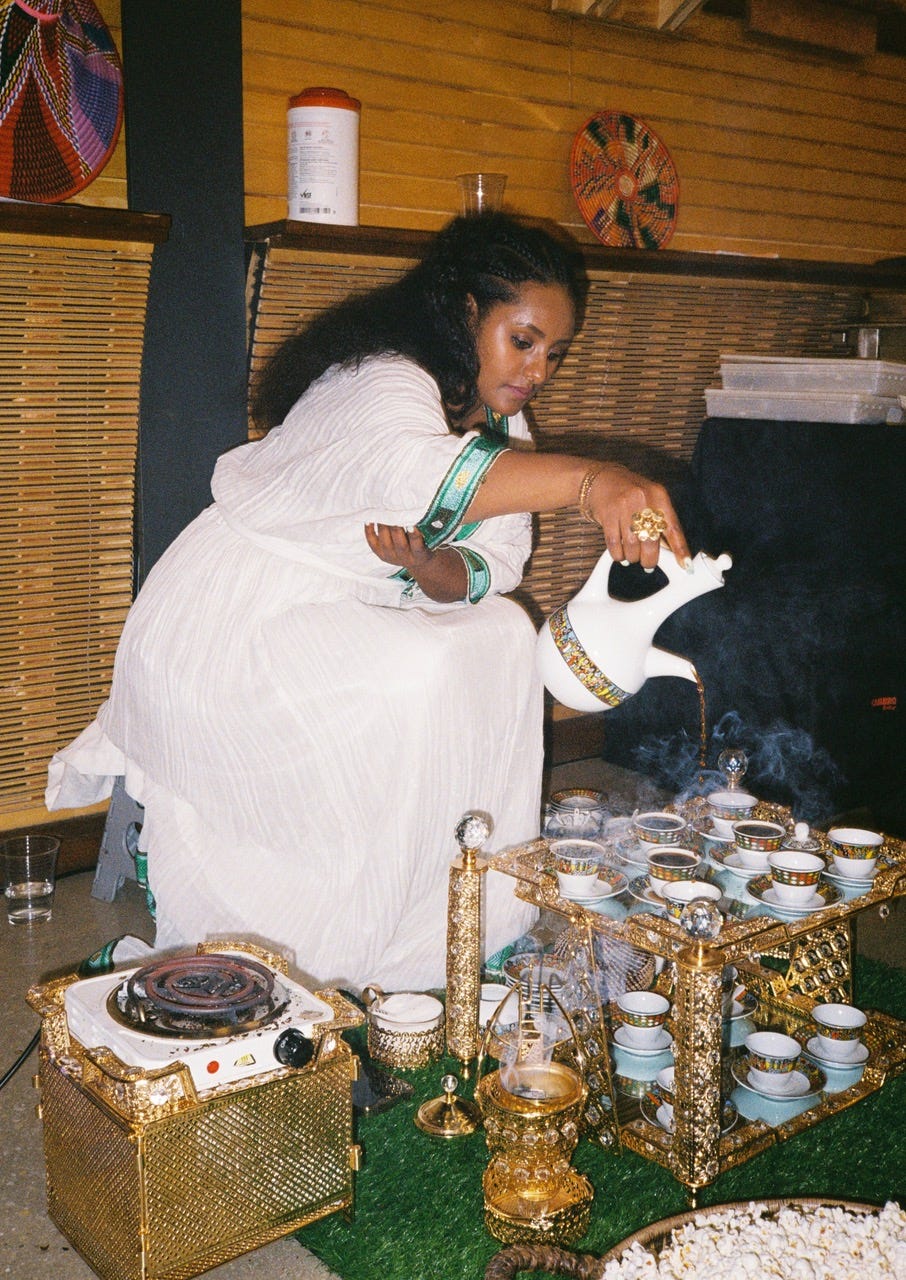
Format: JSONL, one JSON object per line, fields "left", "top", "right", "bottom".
{"left": 288, "top": 87, "right": 360, "bottom": 111}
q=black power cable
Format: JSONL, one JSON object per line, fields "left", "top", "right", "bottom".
{"left": 0, "top": 1028, "right": 40, "bottom": 1093}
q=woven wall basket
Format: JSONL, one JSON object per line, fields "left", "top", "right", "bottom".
{"left": 0, "top": 0, "right": 123, "bottom": 201}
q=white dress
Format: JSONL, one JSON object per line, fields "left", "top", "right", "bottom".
{"left": 47, "top": 357, "right": 541, "bottom": 991}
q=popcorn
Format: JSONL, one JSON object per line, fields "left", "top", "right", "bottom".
{"left": 599, "top": 1201, "right": 906, "bottom": 1279}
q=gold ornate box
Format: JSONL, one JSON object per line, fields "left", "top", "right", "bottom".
{"left": 27, "top": 944, "right": 363, "bottom": 1280}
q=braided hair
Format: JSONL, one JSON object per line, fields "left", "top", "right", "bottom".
{"left": 250, "top": 212, "right": 584, "bottom": 432}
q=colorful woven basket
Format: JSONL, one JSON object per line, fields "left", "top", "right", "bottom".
{"left": 0, "top": 0, "right": 123, "bottom": 202}
{"left": 570, "top": 109, "right": 679, "bottom": 249}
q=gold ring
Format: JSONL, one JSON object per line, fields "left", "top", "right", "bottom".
{"left": 629, "top": 507, "right": 668, "bottom": 542}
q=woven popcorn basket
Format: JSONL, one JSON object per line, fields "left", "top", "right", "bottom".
{"left": 483, "top": 1197, "right": 886, "bottom": 1279}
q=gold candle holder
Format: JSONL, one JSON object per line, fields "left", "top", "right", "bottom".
{"left": 445, "top": 812, "right": 490, "bottom": 1069}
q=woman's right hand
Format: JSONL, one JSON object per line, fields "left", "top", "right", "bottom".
{"left": 463, "top": 449, "right": 690, "bottom": 571}
{"left": 584, "top": 463, "right": 691, "bottom": 571}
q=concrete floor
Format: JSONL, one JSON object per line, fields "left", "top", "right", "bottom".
{"left": 2, "top": 756, "right": 902, "bottom": 1280}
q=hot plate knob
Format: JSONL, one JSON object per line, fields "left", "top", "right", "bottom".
{"left": 273, "top": 1027, "right": 315, "bottom": 1068}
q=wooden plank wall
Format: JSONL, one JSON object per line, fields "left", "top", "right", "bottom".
{"left": 242, "top": 0, "right": 906, "bottom": 264}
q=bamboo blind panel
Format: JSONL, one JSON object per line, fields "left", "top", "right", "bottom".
{"left": 246, "top": 241, "right": 874, "bottom": 622}
{"left": 0, "top": 241, "right": 152, "bottom": 827}
{"left": 246, "top": 244, "right": 421, "bottom": 436}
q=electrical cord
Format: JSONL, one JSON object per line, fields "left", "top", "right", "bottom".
{"left": 0, "top": 1028, "right": 40, "bottom": 1093}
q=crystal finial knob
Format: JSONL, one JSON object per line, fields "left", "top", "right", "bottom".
{"left": 455, "top": 812, "right": 490, "bottom": 852}
{"left": 680, "top": 898, "right": 723, "bottom": 941}
{"left": 717, "top": 747, "right": 748, "bottom": 789}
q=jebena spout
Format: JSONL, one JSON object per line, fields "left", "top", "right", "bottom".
{"left": 644, "top": 646, "right": 699, "bottom": 685}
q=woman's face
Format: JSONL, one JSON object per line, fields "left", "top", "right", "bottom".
{"left": 473, "top": 282, "right": 575, "bottom": 418}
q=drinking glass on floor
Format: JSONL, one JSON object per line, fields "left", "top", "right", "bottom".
{"left": 3, "top": 835, "right": 59, "bottom": 923}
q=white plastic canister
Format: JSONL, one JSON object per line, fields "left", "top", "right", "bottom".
{"left": 287, "top": 87, "right": 360, "bottom": 225}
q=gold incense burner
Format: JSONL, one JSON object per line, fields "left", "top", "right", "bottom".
{"left": 474, "top": 989, "right": 593, "bottom": 1245}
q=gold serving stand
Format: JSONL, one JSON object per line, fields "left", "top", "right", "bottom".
{"left": 489, "top": 816, "right": 906, "bottom": 1202}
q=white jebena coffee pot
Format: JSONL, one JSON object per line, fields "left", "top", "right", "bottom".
{"left": 535, "top": 548, "right": 732, "bottom": 713}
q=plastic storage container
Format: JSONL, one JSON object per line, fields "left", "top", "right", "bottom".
{"left": 704, "top": 387, "right": 905, "bottom": 425}
{"left": 718, "top": 356, "right": 906, "bottom": 397}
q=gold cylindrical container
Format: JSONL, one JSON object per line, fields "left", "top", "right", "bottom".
{"left": 476, "top": 1061, "right": 593, "bottom": 1244}
{"left": 367, "top": 1019, "right": 445, "bottom": 1070}
{"left": 363, "top": 986, "right": 445, "bottom": 1070}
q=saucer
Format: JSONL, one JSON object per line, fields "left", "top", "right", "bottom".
{"left": 639, "top": 1094, "right": 675, "bottom": 1133}
{"left": 731, "top": 1058, "right": 825, "bottom": 1100}
{"left": 565, "top": 870, "right": 629, "bottom": 903}
{"left": 691, "top": 818, "right": 735, "bottom": 850}
{"left": 709, "top": 847, "right": 769, "bottom": 880}
{"left": 822, "top": 866, "right": 877, "bottom": 892}
{"left": 802, "top": 1034, "right": 869, "bottom": 1068}
{"left": 640, "top": 1094, "right": 738, "bottom": 1136}
{"left": 616, "top": 841, "right": 653, "bottom": 871}
{"left": 747, "top": 876, "right": 841, "bottom": 916}
{"left": 613, "top": 1025, "right": 674, "bottom": 1056}
{"left": 626, "top": 874, "right": 668, "bottom": 908}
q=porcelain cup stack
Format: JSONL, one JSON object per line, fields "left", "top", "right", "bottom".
{"left": 544, "top": 788, "right": 609, "bottom": 839}
{"left": 706, "top": 790, "right": 757, "bottom": 838}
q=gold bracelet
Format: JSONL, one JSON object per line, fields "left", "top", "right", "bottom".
{"left": 577, "top": 465, "right": 605, "bottom": 524}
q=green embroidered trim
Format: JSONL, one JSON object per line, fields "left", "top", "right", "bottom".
{"left": 457, "top": 547, "right": 491, "bottom": 603}
{"left": 484, "top": 405, "right": 510, "bottom": 443}
{"left": 391, "top": 419, "right": 508, "bottom": 593}
{"left": 416, "top": 434, "right": 506, "bottom": 549}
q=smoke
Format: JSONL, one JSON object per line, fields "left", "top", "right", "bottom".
{"left": 629, "top": 710, "right": 846, "bottom": 825}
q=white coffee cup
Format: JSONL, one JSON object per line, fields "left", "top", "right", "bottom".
{"left": 812, "top": 1002, "right": 866, "bottom": 1061}
{"left": 745, "top": 1030, "right": 800, "bottom": 1092}
{"left": 616, "top": 990, "right": 670, "bottom": 1048}
{"left": 479, "top": 982, "right": 513, "bottom": 1029}
{"left": 767, "top": 850, "right": 824, "bottom": 906}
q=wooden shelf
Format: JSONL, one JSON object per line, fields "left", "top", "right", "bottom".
{"left": 0, "top": 201, "right": 170, "bottom": 244}
{"left": 245, "top": 219, "right": 906, "bottom": 289}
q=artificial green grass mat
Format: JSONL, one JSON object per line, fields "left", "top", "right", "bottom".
{"left": 298, "top": 955, "right": 906, "bottom": 1280}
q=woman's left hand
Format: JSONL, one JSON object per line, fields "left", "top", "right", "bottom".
{"left": 364, "top": 523, "right": 469, "bottom": 602}
{"left": 364, "top": 522, "right": 434, "bottom": 573}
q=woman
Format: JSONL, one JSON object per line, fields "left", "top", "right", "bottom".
{"left": 47, "top": 212, "right": 688, "bottom": 991}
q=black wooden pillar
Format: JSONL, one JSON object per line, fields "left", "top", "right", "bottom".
{"left": 121, "top": 0, "right": 248, "bottom": 580}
